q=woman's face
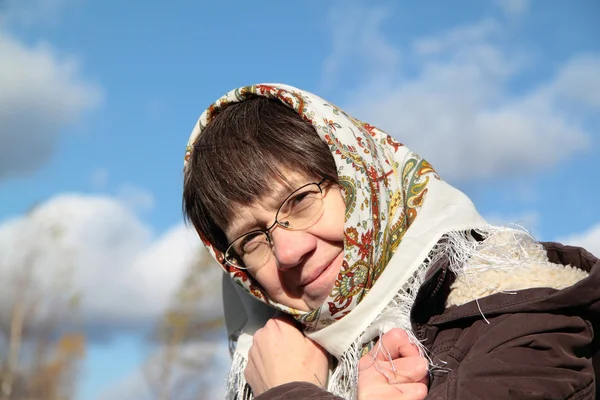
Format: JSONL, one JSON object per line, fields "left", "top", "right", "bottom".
{"left": 223, "top": 172, "right": 346, "bottom": 311}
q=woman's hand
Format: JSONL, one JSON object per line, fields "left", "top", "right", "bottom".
{"left": 358, "top": 328, "right": 429, "bottom": 400}
{"left": 245, "top": 316, "right": 329, "bottom": 396}
{"left": 245, "top": 320, "right": 427, "bottom": 400}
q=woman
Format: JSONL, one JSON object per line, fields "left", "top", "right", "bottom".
{"left": 183, "top": 84, "right": 599, "bottom": 399}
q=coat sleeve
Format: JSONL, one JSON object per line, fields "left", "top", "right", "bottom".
{"left": 426, "top": 312, "right": 596, "bottom": 400}
{"left": 254, "top": 382, "right": 345, "bottom": 400}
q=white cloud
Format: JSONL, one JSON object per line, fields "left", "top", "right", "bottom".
{"left": 548, "top": 54, "right": 600, "bottom": 110}
{"left": 0, "top": 31, "right": 102, "bottom": 180}
{"left": 0, "top": 194, "right": 221, "bottom": 337}
{"left": 494, "top": 0, "right": 530, "bottom": 17}
{"left": 0, "top": 0, "right": 74, "bottom": 28}
{"left": 484, "top": 211, "right": 540, "bottom": 234}
{"left": 116, "top": 184, "right": 156, "bottom": 213}
{"left": 322, "top": 4, "right": 399, "bottom": 91}
{"left": 558, "top": 223, "right": 600, "bottom": 257}
{"left": 324, "top": 7, "right": 598, "bottom": 182}
{"left": 413, "top": 19, "right": 502, "bottom": 57}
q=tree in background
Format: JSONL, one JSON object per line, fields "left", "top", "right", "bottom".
{"left": 144, "top": 246, "right": 225, "bottom": 400}
{"left": 0, "top": 211, "right": 85, "bottom": 400}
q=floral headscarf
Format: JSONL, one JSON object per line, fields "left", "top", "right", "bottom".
{"left": 185, "top": 84, "right": 489, "bottom": 398}
{"left": 185, "top": 84, "right": 441, "bottom": 331}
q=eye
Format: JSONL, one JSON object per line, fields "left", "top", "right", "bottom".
{"left": 290, "top": 191, "right": 310, "bottom": 205}
{"left": 290, "top": 189, "right": 319, "bottom": 211}
{"left": 239, "top": 232, "right": 267, "bottom": 253}
{"left": 285, "top": 187, "right": 317, "bottom": 207}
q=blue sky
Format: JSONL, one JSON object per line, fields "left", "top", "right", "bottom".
{"left": 0, "top": 0, "right": 599, "bottom": 398}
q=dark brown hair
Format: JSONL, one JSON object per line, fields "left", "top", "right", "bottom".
{"left": 183, "top": 96, "right": 338, "bottom": 253}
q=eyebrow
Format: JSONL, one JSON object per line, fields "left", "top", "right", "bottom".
{"left": 269, "top": 181, "right": 296, "bottom": 205}
{"left": 225, "top": 179, "right": 301, "bottom": 241}
{"left": 227, "top": 220, "right": 259, "bottom": 244}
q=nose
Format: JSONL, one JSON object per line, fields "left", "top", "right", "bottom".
{"left": 270, "top": 228, "right": 316, "bottom": 271}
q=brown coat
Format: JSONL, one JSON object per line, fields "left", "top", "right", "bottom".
{"left": 256, "top": 242, "right": 600, "bottom": 400}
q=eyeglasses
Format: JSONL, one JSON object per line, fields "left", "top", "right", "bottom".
{"left": 224, "top": 177, "right": 329, "bottom": 271}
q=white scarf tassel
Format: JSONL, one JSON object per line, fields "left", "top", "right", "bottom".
{"left": 226, "top": 352, "right": 252, "bottom": 400}
{"left": 324, "top": 226, "right": 540, "bottom": 400}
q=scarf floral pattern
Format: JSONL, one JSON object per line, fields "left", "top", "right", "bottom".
{"left": 185, "top": 84, "right": 439, "bottom": 332}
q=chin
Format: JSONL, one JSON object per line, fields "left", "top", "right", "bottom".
{"left": 304, "top": 256, "right": 343, "bottom": 309}
{"left": 305, "top": 281, "right": 338, "bottom": 310}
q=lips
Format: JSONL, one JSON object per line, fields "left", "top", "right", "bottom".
{"left": 299, "top": 252, "right": 343, "bottom": 287}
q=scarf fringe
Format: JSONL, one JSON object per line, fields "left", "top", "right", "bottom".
{"left": 324, "top": 225, "right": 538, "bottom": 399}
{"left": 226, "top": 352, "right": 252, "bottom": 400}
{"left": 443, "top": 225, "right": 545, "bottom": 322}
{"left": 325, "top": 258, "right": 430, "bottom": 399}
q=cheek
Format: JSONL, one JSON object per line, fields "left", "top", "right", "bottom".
{"left": 249, "top": 265, "right": 283, "bottom": 297}
{"left": 323, "top": 191, "right": 346, "bottom": 240}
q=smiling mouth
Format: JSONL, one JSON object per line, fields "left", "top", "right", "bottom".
{"left": 299, "top": 252, "right": 342, "bottom": 287}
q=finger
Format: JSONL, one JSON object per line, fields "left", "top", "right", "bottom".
{"left": 368, "top": 329, "right": 420, "bottom": 362}
{"left": 386, "top": 357, "right": 429, "bottom": 384}
{"left": 269, "top": 314, "right": 304, "bottom": 333}
{"left": 259, "top": 317, "right": 327, "bottom": 358}
{"left": 261, "top": 316, "right": 300, "bottom": 337}
{"left": 359, "top": 382, "right": 428, "bottom": 400}
{"left": 386, "top": 329, "right": 421, "bottom": 358}
{"left": 360, "top": 356, "right": 428, "bottom": 384}
{"left": 388, "top": 382, "right": 428, "bottom": 400}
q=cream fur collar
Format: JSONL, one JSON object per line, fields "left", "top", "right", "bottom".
{"left": 447, "top": 232, "right": 589, "bottom": 307}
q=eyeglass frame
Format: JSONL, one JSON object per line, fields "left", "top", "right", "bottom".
{"left": 224, "top": 176, "right": 332, "bottom": 270}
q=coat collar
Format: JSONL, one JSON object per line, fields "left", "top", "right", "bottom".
{"left": 412, "top": 242, "right": 599, "bottom": 326}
